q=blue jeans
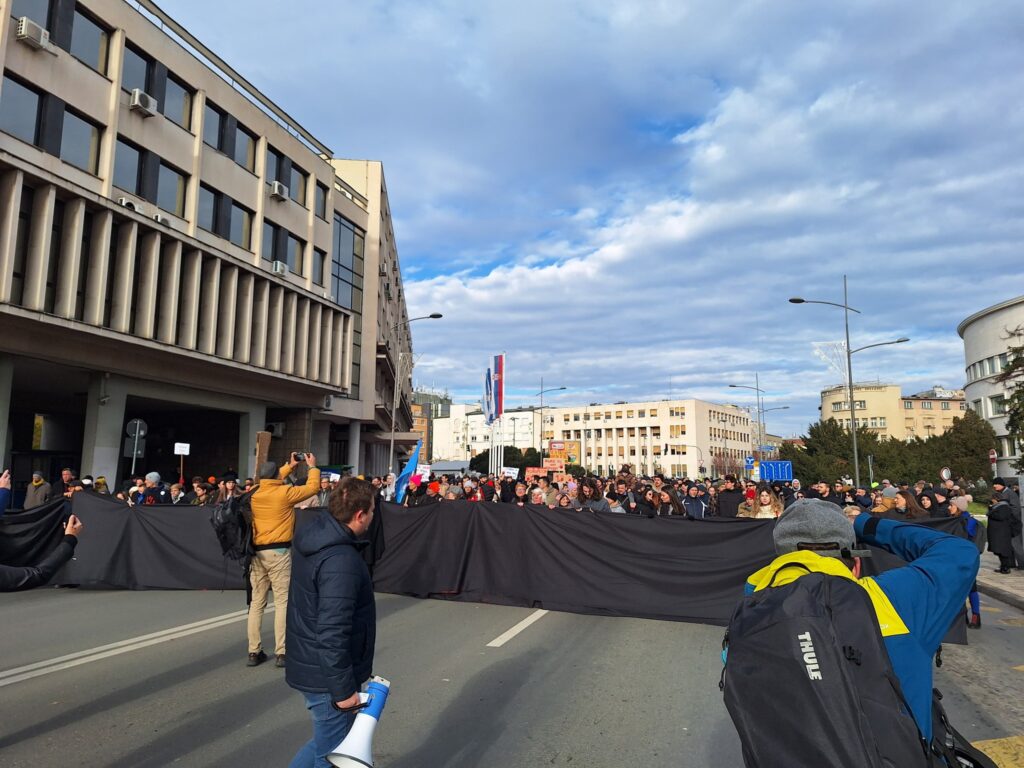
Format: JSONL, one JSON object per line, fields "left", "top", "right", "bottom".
{"left": 289, "top": 691, "right": 356, "bottom": 768}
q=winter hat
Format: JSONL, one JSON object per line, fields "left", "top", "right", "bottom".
{"left": 428, "top": 481, "right": 440, "bottom": 494}
{"left": 952, "top": 497, "right": 970, "bottom": 513}
{"left": 773, "top": 498, "right": 867, "bottom": 557}
{"left": 882, "top": 486, "right": 899, "bottom": 499}
{"left": 32, "top": 470, "right": 42, "bottom": 479}
{"left": 992, "top": 477, "right": 1007, "bottom": 488}
{"left": 145, "top": 472, "right": 161, "bottom": 483}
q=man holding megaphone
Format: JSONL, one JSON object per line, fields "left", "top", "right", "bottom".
{"left": 285, "top": 477, "right": 377, "bottom": 767}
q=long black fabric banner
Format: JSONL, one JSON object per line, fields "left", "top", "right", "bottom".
{"left": 0, "top": 494, "right": 970, "bottom": 642}
{"left": 372, "top": 502, "right": 970, "bottom": 642}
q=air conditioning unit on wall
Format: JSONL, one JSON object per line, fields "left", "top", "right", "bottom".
{"left": 265, "top": 422, "right": 286, "bottom": 437}
{"left": 16, "top": 17, "right": 52, "bottom": 51}
{"left": 271, "top": 260, "right": 287, "bottom": 275}
{"left": 129, "top": 89, "right": 158, "bottom": 117}
{"left": 270, "top": 181, "right": 289, "bottom": 201}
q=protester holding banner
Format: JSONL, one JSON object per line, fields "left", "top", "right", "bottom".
{"left": 1, "top": 513, "right": 83, "bottom": 592}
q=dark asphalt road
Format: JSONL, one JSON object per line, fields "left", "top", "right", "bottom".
{"left": 2, "top": 587, "right": 1022, "bottom": 767}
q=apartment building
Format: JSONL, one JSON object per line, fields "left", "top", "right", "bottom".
{"left": 431, "top": 398, "right": 755, "bottom": 478}
{"left": 0, "top": 0, "right": 413, "bottom": 494}
{"left": 820, "top": 383, "right": 966, "bottom": 441}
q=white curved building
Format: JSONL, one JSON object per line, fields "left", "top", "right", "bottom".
{"left": 958, "top": 295, "right": 1024, "bottom": 476}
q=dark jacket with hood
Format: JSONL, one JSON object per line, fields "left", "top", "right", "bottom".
{"left": 987, "top": 500, "right": 1020, "bottom": 557}
{"left": 681, "top": 495, "right": 708, "bottom": 519}
{"left": 286, "top": 509, "right": 375, "bottom": 702}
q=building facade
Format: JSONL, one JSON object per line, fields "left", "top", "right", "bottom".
{"left": 958, "top": 295, "right": 1024, "bottom": 476}
{"left": 820, "top": 383, "right": 966, "bottom": 441}
{"left": 0, "top": 0, "right": 413, "bottom": 498}
{"left": 432, "top": 398, "right": 755, "bottom": 478}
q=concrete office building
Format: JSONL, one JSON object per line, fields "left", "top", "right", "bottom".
{"left": 958, "top": 295, "right": 1024, "bottom": 476}
{"left": 432, "top": 398, "right": 755, "bottom": 478}
{"left": 820, "top": 383, "right": 966, "bottom": 441}
{"left": 0, "top": 0, "right": 414, "bottom": 496}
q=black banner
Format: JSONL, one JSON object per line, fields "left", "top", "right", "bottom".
{"left": 0, "top": 495, "right": 971, "bottom": 642}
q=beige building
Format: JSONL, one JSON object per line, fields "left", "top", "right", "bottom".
{"left": 820, "top": 383, "right": 966, "bottom": 441}
{"left": 431, "top": 398, "right": 756, "bottom": 478}
{"left": 0, "top": 0, "right": 414, "bottom": 493}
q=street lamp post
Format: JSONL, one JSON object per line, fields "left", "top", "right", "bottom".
{"left": 535, "top": 377, "right": 566, "bottom": 461}
{"left": 387, "top": 313, "right": 442, "bottom": 479}
{"left": 729, "top": 376, "right": 767, "bottom": 472}
{"left": 790, "top": 276, "right": 909, "bottom": 486}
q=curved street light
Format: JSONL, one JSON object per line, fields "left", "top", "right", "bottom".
{"left": 535, "top": 378, "right": 567, "bottom": 459}
{"left": 387, "top": 312, "right": 443, "bottom": 478}
{"left": 789, "top": 275, "right": 909, "bottom": 486}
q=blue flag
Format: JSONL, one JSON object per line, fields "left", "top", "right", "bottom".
{"left": 394, "top": 440, "right": 422, "bottom": 504}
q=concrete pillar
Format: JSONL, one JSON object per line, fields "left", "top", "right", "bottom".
{"left": 311, "top": 420, "right": 330, "bottom": 464}
{"left": 177, "top": 249, "right": 202, "bottom": 348}
{"left": 0, "top": 355, "right": 13, "bottom": 470}
{"left": 250, "top": 278, "right": 269, "bottom": 368}
{"left": 331, "top": 313, "right": 344, "bottom": 386}
{"left": 294, "top": 297, "right": 310, "bottom": 378}
{"left": 198, "top": 256, "right": 221, "bottom": 354}
{"left": 55, "top": 198, "right": 86, "bottom": 319}
{"left": 319, "top": 308, "right": 333, "bottom": 384}
{"left": 238, "top": 404, "right": 267, "bottom": 480}
{"left": 0, "top": 169, "right": 24, "bottom": 303}
{"left": 234, "top": 271, "right": 254, "bottom": 364}
{"left": 307, "top": 302, "right": 322, "bottom": 381}
{"left": 110, "top": 221, "right": 139, "bottom": 333}
{"left": 81, "top": 374, "right": 128, "bottom": 488}
{"left": 281, "top": 291, "right": 297, "bottom": 375}
{"left": 83, "top": 210, "right": 112, "bottom": 326}
{"left": 22, "top": 184, "right": 56, "bottom": 311}
{"left": 216, "top": 264, "right": 238, "bottom": 359}
{"left": 347, "top": 421, "right": 361, "bottom": 475}
{"left": 134, "top": 231, "right": 161, "bottom": 339}
{"left": 267, "top": 284, "right": 284, "bottom": 370}
{"left": 157, "top": 240, "right": 182, "bottom": 344}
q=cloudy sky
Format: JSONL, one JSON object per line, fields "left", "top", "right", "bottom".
{"left": 169, "top": 0, "right": 1024, "bottom": 436}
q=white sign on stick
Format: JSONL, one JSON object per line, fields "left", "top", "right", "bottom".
{"left": 174, "top": 443, "right": 191, "bottom": 456}
{"left": 501, "top": 466, "right": 519, "bottom": 478}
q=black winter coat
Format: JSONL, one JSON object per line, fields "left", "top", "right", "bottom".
{"left": 987, "top": 501, "right": 1020, "bottom": 557}
{"left": 0, "top": 535, "right": 77, "bottom": 592}
{"left": 716, "top": 489, "right": 745, "bottom": 518}
{"left": 286, "top": 510, "right": 375, "bottom": 702}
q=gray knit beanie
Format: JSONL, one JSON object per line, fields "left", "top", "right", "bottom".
{"left": 773, "top": 498, "right": 858, "bottom": 556}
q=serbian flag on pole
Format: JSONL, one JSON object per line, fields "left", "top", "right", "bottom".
{"left": 395, "top": 440, "right": 422, "bottom": 504}
{"left": 492, "top": 354, "right": 505, "bottom": 421}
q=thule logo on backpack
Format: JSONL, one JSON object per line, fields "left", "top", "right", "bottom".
{"left": 797, "top": 632, "right": 822, "bottom": 680}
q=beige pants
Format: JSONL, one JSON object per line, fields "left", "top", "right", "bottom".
{"left": 247, "top": 548, "right": 291, "bottom": 655}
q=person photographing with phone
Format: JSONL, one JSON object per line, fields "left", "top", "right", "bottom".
{"left": 246, "top": 451, "right": 321, "bottom": 668}
{"left": 1, "top": 509, "right": 84, "bottom": 592}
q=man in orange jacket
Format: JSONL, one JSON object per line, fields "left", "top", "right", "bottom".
{"left": 247, "top": 451, "right": 320, "bottom": 668}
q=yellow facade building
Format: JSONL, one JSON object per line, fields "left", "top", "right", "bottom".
{"left": 820, "top": 384, "right": 966, "bottom": 441}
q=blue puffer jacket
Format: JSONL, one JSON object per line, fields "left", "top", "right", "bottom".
{"left": 285, "top": 509, "right": 375, "bottom": 702}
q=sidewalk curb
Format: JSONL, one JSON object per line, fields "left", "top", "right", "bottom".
{"left": 977, "top": 581, "right": 1024, "bottom": 613}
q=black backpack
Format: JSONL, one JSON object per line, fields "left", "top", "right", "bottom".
{"left": 721, "top": 564, "right": 930, "bottom": 768}
{"left": 209, "top": 490, "right": 255, "bottom": 563}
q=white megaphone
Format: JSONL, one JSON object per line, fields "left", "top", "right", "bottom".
{"left": 327, "top": 675, "right": 391, "bottom": 767}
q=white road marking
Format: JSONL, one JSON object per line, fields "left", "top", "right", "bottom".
{"left": 486, "top": 609, "right": 549, "bottom": 648}
{"left": 0, "top": 606, "right": 271, "bottom": 688}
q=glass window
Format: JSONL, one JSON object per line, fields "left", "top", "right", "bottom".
{"left": 121, "top": 44, "right": 150, "bottom": 94}
{"left": 289, "top": 165, "right": 307, "bottom": 205}
{"left": 903, "top": 400, "right": 913, "bottom": 409}
{"left": 163, "top": 76, "right": 191, "bottom": 130}
{"left": 156, "top": 163, "right": 185, "bottom": 216}
{"left": 262, "top": 221, "right": 276, "bottom": 261}
{"left": 313, "top": 247, "right": 325, "bottom": 285}
{"left": 229, "top": 203, "right": 252, "bottom": 249}
{"left": 315, "top": 182, "right": 327, "bottom": 218}
{"left": 197, "top": 185, "right": 216, "bottom": 231}
{"left": 941, "top": 401, "right": 950, "bottom": 410}
{"left": 113, "top": 138, "right": 140, "bottom": 193}
{"left": 11, "top": 0, "right": 49, "bottom": 27}
{"left": 0, "top": 75, "right": 40, "bottom": 145}
{"left": 287, "top": 234, "right": 304, "bottom": 274}
{"left": 69, "top": 8, "right": 108, "bottom": 74}
{"left": 60, "top": 109, "right": 100, "bottom": 173}
{"left": 265, "top": 146, "right": 282, "bottom": 182}
{"left": 233, "top": 124, "right": 255, "bottom": 170}
{"left": 921, "top": 401, "right": 932, "bottom": 410}
{"left": 203, "top": 102, "right": 222, "bottom": 148}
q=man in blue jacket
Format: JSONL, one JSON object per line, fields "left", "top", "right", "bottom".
{"left": 285, "top": 476, "right": 376, "bottom": 768}
{"left": 745, "top": 499, "right": 979, "bottom": 743}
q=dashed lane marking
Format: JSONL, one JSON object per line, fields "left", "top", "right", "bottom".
{"left": 1013, "top": 665, "right": 1024, "bottom": 672}
{"left": 486, "top": 609, "right": 550, "bottom": 648}
{"left": 980, "top": 606, "right": 1002, "bottom": 613}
